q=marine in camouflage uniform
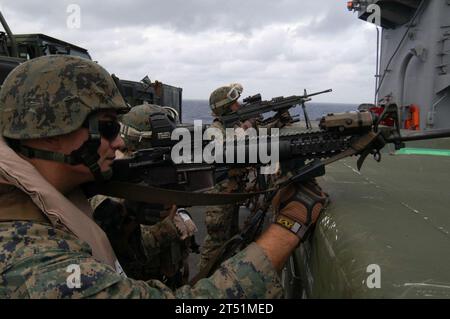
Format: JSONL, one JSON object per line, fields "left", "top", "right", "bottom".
{"left": 0, "top": 221, "right": 281, "bottom": 298}
{"left": 91, "top": 103, "right": 197, "bottom": 288}
{"left": 91, "top": 195, "right": 195, "bottom": 288}
{"left": 199, "top": 84, "right": 300, "bottom": 273}
{"left": 199, "top": 84, "right": 257, "bottom": 271}
{"left": 0, "top": 56, "right": 288, "bottom": 298}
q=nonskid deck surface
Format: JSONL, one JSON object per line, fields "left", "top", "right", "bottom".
{"left": 187, "top": 137, "right": 450, "bottom": 297}
{"left": 293, "top": 138, "right": 450, "bottom": 298}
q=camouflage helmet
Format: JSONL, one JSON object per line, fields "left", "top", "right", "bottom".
{"left": 120, "top": 103, "right": 177, "bottom": 150}
{"left": 209, "top": 83, "right": 243, "bottom": 116}
{"left": 0, "top": 55, "right": 129, "bottom": 140}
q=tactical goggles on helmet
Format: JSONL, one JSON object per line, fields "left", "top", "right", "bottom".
{"left": 120, "top": 123, "right": 153, "bottom": 142}
{"left": 226, "top": 84, "right": 243, "bottom": 102}
{"left": 212, "top": 84, "right": 243, "bottom": 110}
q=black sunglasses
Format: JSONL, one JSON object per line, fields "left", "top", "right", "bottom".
{"left": 98, "top": 120, "right": 121, "bottom": 141}
{"left": 83, "top": 119, "right": 121, "bottom": 141}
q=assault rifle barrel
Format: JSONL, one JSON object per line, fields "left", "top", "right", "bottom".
{"left": 386, "top": 128, "right": 450, "bottom": 143}
{"left": 302, "top": 88, "right": 332, "bottom": 99}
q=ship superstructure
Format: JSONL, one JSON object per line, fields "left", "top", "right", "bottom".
{"left": 283, "top": 1, "right": 450, "bottom": 298}
{"left": 349, "top": 0, "right": 450, "bottom": 130}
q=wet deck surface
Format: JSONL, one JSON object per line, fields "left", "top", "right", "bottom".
{"left": 292, "top": 138, "right": 450, "bottom": 298}
{"left": 186, "top": 132, "right": 450, "bottom": 297}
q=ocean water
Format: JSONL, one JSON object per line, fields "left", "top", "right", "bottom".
{"left": 181, "top": 99, "right": 359, "bottom": 124}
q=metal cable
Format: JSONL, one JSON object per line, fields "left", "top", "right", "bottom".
{"left": 375, "top": 0, "right": 426, "bottom": 98}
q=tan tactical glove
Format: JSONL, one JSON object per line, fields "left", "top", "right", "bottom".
{"left": 272, "top": 179, "right": 329, "bottom": 242}
{"left": 172, "top": 208, "right": 198, "bottom": 240}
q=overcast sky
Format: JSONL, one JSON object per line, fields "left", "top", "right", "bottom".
{"left": 1, "top": 0, "right": 377, "bottom": 103}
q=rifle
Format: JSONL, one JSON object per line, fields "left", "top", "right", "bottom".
{"left": 87, "top": 103, "right": 450, "bottom": 207}
{"left": 189, "top": 104, "right": 450, "bottom": 281}
{"left": 83, "top": 102, "right": 450, "bottom": 281}
{"left": 220, "top": 88, "right": 332, "bottom": 128}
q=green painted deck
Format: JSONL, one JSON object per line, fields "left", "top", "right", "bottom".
{"left": 289, "top": 138, "right": 450, "bottom": 298}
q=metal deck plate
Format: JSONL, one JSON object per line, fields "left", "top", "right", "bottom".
{"left": 292, "top": 138, "right": 450, "bottom": 298}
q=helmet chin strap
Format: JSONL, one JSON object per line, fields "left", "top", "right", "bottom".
{"left": 14, "top": 114, "right": 112, "bottom": 182}
{"left": 76, "top": 114, "right": 112, "bottom": 182}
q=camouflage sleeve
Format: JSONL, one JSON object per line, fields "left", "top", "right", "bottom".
{"left": 14, "top": 242, "right": 282, "bottom": 298}
{"left": 1, "top": 221, "right": 282, "bottom": 298}
{"left": 107, "top": 242, "right": 283, "bottom": 298}
{"left": 175, "top": 243, "right": 283, "bottom": 298}
{"left": 140, "top": 217, "right": 180, "bottom": 252}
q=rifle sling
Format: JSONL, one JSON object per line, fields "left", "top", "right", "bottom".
{"left": 92, "top": 181, "right": 272, "bottom": 206}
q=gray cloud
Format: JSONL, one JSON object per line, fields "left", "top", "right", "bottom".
{"left": 2, "top": 0, "right": 345, "bottom": 34}
{"left": 0, "top": 0, "right": 378, "bottom": 103}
